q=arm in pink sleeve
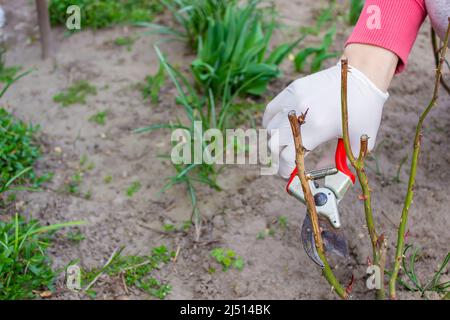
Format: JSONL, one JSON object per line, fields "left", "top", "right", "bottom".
{"left": 346, "top": 0, "right": 427, "bottom": 73}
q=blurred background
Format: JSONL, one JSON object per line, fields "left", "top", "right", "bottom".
{"left": 0, "top": 0, "right": 448, "bottom": 300}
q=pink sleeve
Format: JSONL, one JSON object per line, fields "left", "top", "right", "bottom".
{"left": 346, "top": 0, "right": 427, "bottom": 73}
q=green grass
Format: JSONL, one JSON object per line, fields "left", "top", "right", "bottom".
{"left": 53, "top": 80, "right": 97, "bottom": 107}
{"left": 256, "top": 227, "right": 276, "bottom": 239}
{"left": 210, "top": 248, "right": 244, "bottom": 272}
{"left": 294, "top": 25, "right": 339, "bottom": 73}
{"left": 137, "top": 2, "right": 299, "bottom": 239}
{"left": 89, "top": 110, "right": 108, "bottom": 125}
{"left": 114, "top": 36, "right": 137, "bottom": 51}
{"left": 141, "top": 0, "right": 238, "bottom": 50}
{"left": 300, "top": 3, "right": 334, "bottom": 36}
{"left": 0, "top": 214, "right": 83, "bottom": 300}
{"left": 49, "top": 0, "right": 164, "bottom": 29}
{"left": 0, "top": 64, "right": 22, "bottom": 84}
{"left": 393, "top": 155, "right": 408, "bottom": 184}
{"left": 65, "top": 172, "right": 83, "bottom": 195}
{"left": 126, "top": 181, "right": 141, "bottom": 197}
{"left": 81, "top": 245, "right": 174, "bottom": 299}
{"left": 135, "top": 48, "right": 222, "bottom": 237}
{"left": 63, "top": 155, "right": 94, "bottom": 198}
{"left": 0, "top": 108, "right": 43, "bottom": 195}
{"left": 365, "top": 140, "right": 409, "bottom": 185}
{"left": 348, "top": 0, "right": 364, "bottom": 25}
{"left": 191, "top": 0, "right": 302, "bottom": 97}
{"left": 257, "top": 221, "right": 283, "bottom": 240}
{"left": 163, "top": 224, "right": 175, "bottom": 232}
{"left": 141, "top": 60, "right": 166, "bottom": 104}
{"left": 294, "top": 1, "right": 339, "bottom": 73}
{"left": 365, "top": 140, "right": 386, "bottom": 178}
{"left": 387, "top": 244, "right": 450, "bottom": 299}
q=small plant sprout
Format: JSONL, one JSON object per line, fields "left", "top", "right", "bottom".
{"left": 294, "top": 25, "right": 339, "bottom": 73}
{"left": 0, "top": 110, "right": 42, "bottom": 197}
{"left": 340, "top": 59, "right": 387, "bottom": 299}
{"left": 288, "top": 110, "right": 349, "bottom": 299}
{"left": 386, "top": 245, "right": 450, "bottom": 298}
{"left": 53, "top": 80, "right": 97, "bottom": 107}
{"left": 256, "top": 231, "right": 266, "bottom": 240}
{"left": 191, "top": 0, "right": 303, "bottom": 98}
{"left": 295, "top": 1, "right": 339, "bottom": 73}
{"left": 65, "top": 172, "right": 83, "bottom": 195}
{"left": 431, "top": 27, "right": 450, "bottom": 95}
{"left": 210, "top": 248, "right": 244, "bottom": 272}
{"left": 365, "top": 139, "right": 386, "bottom": 178}
{"left": 320, "top": 19, "right": 450, "bottom": 300}
{"left": 0, "top": 52, "right": 45, "bottom": 197}
{"left": 126, "top": 181, "right": 141, "bottom": 197}
{"left": 63, "top": 155, "right": 94, "bottom": 197}
{"left": 89, "top": 110, "right": 108, "bottom": 125}
{"left": 392, "top": 155, "right": 408, "bottom": 184}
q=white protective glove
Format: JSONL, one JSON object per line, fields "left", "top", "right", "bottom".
{"left": 263, "top": 63, "right": 389, "bottom": 179}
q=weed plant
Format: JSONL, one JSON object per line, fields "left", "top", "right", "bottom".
{"left": 141, "top": 0, "right": 238, "bottom": 49}
{"left": 53, "top": 80, "right": 97, "bottom": 107}
{"left": 82, "top": 245, "right": 174, "bottom": 299}
{"left": 0, "top": 214, "right": 83, "bottom": 299}
{"left": 49, "top": 0, "right": 164, "bottom": 29}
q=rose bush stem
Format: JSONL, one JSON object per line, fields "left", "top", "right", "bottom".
{"left": 389, "top": 19, "right": 450, "bottom": 300}
{"left": 288, "top": 111, "right": 348, "bottom": 299}
{"left": 340, "top": 58, "right": 386, "bottom": 299}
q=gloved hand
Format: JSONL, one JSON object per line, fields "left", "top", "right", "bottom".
{"left": 263, "top": 63, "right": 389, "bottom": 179}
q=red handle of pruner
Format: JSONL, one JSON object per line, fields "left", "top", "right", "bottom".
{"left": 335, "top": 138, "right": 355, "bottom": 184}
{"left": 286, "top": 138, "right": 355, "bottom": 193}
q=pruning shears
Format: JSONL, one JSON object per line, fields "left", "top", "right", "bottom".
{"left": 286, "top": 138, "right": 355, "bottom": 267}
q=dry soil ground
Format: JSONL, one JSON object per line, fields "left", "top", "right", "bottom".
{"left": 1, "top": 0, "right": 449, "bottom": 299}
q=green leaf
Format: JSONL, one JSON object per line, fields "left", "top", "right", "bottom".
{"left": 266, "top": 35, "right": 305, "bottom": 65}
{"left": 294, "top": 47, "right": 322, "bottom": 72}
{"left": 234, "top": 257, "right": 244, "bottom": 270}
{"left": 310, "top": 52, "right": 339, "bottom": 73}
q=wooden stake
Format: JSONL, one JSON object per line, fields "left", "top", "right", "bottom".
{"left": 35, "top": 0, "right": 53, "bottom": 59}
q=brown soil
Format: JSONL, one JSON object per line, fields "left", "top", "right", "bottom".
{"left": 1, "top": 0, "right": 449, "bottom": 300}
